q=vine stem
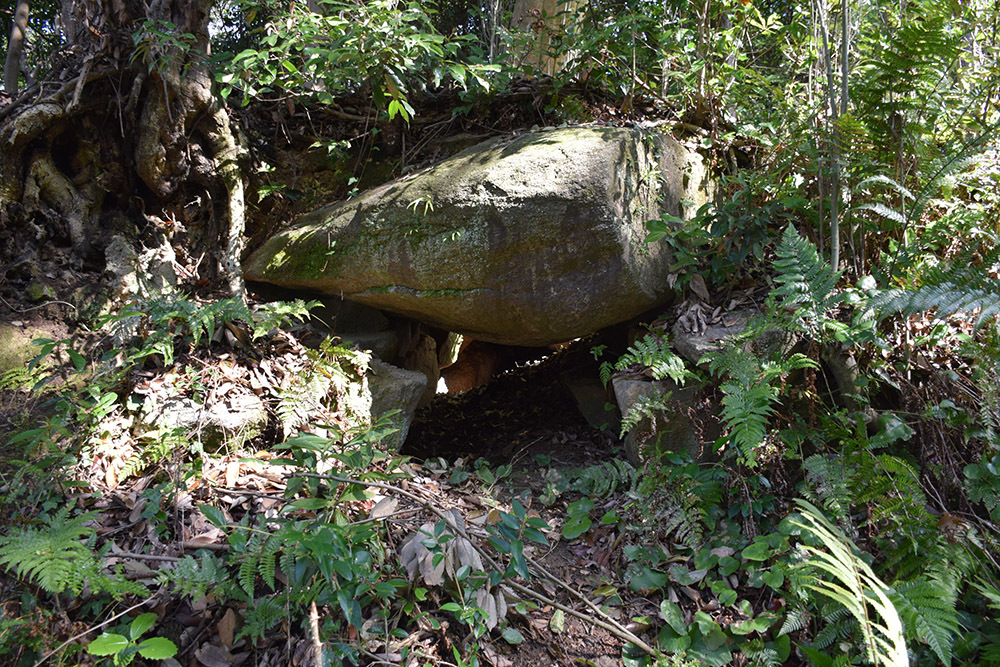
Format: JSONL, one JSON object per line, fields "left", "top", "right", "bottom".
{"left": 293, "top": 472, "right": 658, "bottom": 657}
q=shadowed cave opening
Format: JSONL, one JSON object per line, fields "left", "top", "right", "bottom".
{"left": 400, "top": 337, "right": 625, "bottom": 464}
{"left": 249, "top": 284, "right": 631, "bottom": 464}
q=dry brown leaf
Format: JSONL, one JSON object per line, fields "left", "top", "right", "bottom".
{"left": 689, "top": 273, "right": 710, "bottom": 302}
{"left": 225, "top": 461, "right": 240, "bottom": 488}
{"left": 482, "top": 645, "right": 513, "bottom": 667}
{"left": 186, "top": 532, "right": 222, "bottom": 548}
{"left": 217, "top": 608, "right": 237, "bottom": 648}
{"left": 258, "top": 497, "right": 280, "bottom": 511}
{"left": 128, "top": 499, "right": 146, "bottom": 524}
{"left": 399, "top": 524, "right": 444, "bottom": 586}
{"left": 369, "top": 496, "right": 398, "bottom": 520}
{"left": 195, "top": 642, "right": 235, "bottom": 667}
{"left": 121, "top": 560, "right": 156, "bottom": 578}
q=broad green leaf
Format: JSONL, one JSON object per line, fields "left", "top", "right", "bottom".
{"left": 566, "top": 498, "right": 594, "bottom": 518}
{"left": 799, "top": 645, "right": 835, "bottom": 667}
{"left": 129, "top": 613, "right": 157, "bottom": 640}
{"left": 761, "top": 567, "right": 784, "bottom": 589}
{"left": 87, "top": 633, "right": 129, "bottom": 656}
{"left": 561, "top": 515, "right": 591, "bottom": 540}
{"left": 550, "top": 609, "right": 565, "bottom": 634}
{"left": 67, "top": 348, "right": 86, "bottom": 371}
{"left": 198, "top": 504, "right": 228, "bottom": 528}
{"left": 629, "top": 566, "right": 668, "bottom": 592}
{"left": 694, "top": 611, "right": 727, "bottom": 650}
{"left": 645, "top": 218, "right": 669, "bottom": 243}
{"left": 657, "top": 625, "right": 692, "bottom": 654}
{"left": 501, "top": 627, "right": 524, "bottom": 644}
{"left": 659, "top": 600, "right": 688, "bottom": 635}
{"left": 624, "top": 640, "right": 656, "bottom": 666}
{"left": 742, "top": 540, "right": 773, "bottom": 561}
{"left": 523, "top": 526, "right": 548, "bottom": 545}
{"left": 718, "top": 555, "right": 741, "bottom": 576}
{"left": 289, "top": 498, "right": 330, "bottom": 511}
{"left": 137, "top": 637, "right": 178, "bottom": 659}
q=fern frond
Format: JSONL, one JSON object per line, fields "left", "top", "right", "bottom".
{"left": 772, "top": 225, "right": 843, "bottom": 327}
{"left": 778, "top": 605, "right": 810, "bottom": 636}
{"left": 239, "top": 534, "right": 263, "bottom": 597}
{"left": 599, "top": 361, "right": 614, "bottom": 388}
{"left": 853, "top": 202, "right": 907, "bottom": 226}
{"left": 0, "top": 508, "right": 143, "bottom": 599}
{"left": 252, "top": 299, "right": 320, "bottom": 340}
{"left": 619, "top": 389, "right": 675, "bottom": 439}
{"left": 891, "top": 577, "right": 959, "bottom": 665}
{"left": 0, "top": 509, "right": 99, "bottom": 595}
{"left": 875, "top": 281, "right": 1000, "bottom": 330}
{"left": 571, "top": 459, "right": 636, "bottom": 498}
{"left": 631, "top": 472, "right": 705, "bottom": 550}
{"left": 159, "top": 553, "right": 230, "bottom": 600}
{"left": 741, "top": 639, "right": 781, "bottom": 667}
{"left": 719, "top": 380, "right": 777, "bottom": 465}
{"left": 238, "top": 596, "right": 286, "bottom": 643}
{"left": 802, "top": 454, "right": 854, "bottom": 524}
{"left": 613, "top": 334, "right": 690, "bottom": 384}
{"left": 811, "top": 609, "right": 854, "bottom": 649}
{"left": 259, "top": 538, "right": 280, "bottom": 591}
{"left": 792, "top": 499, "right": 908, "bottom": 667}
{"left": 855, "top": 175, "right": 916, "bottom": 202}
{"left": 276, "top": 369, "right": 332, "bottom": 438}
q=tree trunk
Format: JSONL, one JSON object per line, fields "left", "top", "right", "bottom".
{"left": 510, "top": 0, "right": 584, "bottom": 76}
{"left": 0, "top": 0, "right": 247, "bottom": 299}
{"left": 3, "top": 0, "right": 29, "bottom": 95}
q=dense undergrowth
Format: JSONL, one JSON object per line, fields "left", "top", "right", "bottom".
{"left": 2, "top": 220, "right": 1000, "bottom": 665}
{"left": 3, "top": 0, "right": 1000, "bottom": 664}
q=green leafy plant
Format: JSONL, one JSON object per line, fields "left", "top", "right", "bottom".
{"left": 217, "top": 0, "right": 499, "bottom": 119}
{"left": 86, "top": 613, "right": 178, "bottom": 666}
{"left": 707, "top": 341, "right": 816, "bottom": 466}
{"left": 561, "top": 497, "right": 594, "bottom": 540}
{"left": 791, "top": 499, "right": 908, "bottom": 667}
{"left": 131, "top": 19, "right": 196, "bottom": 74}
{"left": 570, "top": 458, "right": 636, "bottom": 498}
{"left": 600, "top": 333, "right": 689, "bottom": 388}
{"left": 0, "top": 508, "right": 146, "bottom": 599}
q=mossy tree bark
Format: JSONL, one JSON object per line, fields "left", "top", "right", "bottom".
{"left": 0, "top": 0, "right": 246, "bottom": 298}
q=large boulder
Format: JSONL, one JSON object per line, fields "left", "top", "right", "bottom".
{"left": 245, "top": 126, "right": 710, "bottom": 346}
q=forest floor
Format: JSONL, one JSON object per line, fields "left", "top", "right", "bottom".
{"left": 0, "top": 266, "right": 706, "bottom": 666}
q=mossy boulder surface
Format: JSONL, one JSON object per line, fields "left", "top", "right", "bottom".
{"left": 245, "top": 126, "right": 709, "bottom": 346}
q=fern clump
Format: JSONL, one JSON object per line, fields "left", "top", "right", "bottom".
{"left": 771, "top": 225, "right": 844, "bottom": 333}
{"left": 159, "top": 553, "right": 232, "bottom": 601}
{"left": 891, "top": 576, "right": 960, "bottom": 665}
{"left": 0, "top": 508, "right": 146, "bottom": 599}
{"left": 601, "top": 333, "right": 695, "bottom": 442}
{"left": 600, "top": 332, "right": 690, "bottom": 387}
{"left": 569, "top": 459, "right": 636, "bottom": 498}
{"left": 708, "top": 341, "right": 816, "bottom": 466}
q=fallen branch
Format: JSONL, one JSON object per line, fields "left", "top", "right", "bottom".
{"left": 109, "top": 551, "right": 181, "bottom": 562}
